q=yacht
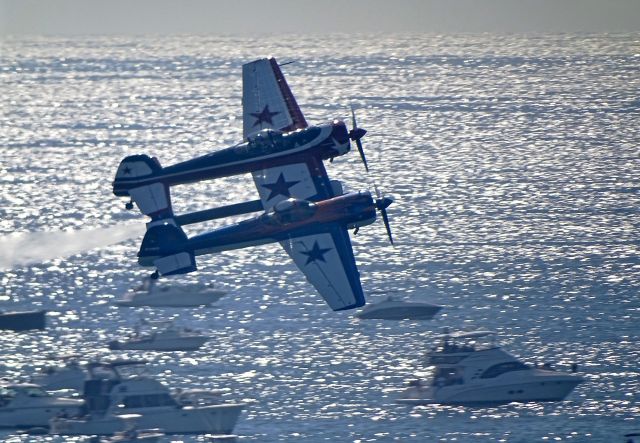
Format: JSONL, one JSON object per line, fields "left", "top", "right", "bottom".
{"left": 50, "top": 360, "right": 245, "bottom": 435}
{"left": 114, "top": 277, "right": 226, "bottom": 307}
{"left": 356, "top": 296, "right": 442, "bottom": 320}
{"left": 108, "top": 320, "right": 209, "bottom": 351}
{"left": 0, "top": 383, "right": 83, "bottom": 428}
{"left": 396, "top": 330, "right": 583, "bottom": 405}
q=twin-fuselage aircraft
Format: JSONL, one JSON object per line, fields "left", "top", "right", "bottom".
{"left": 112, "top": 58, "right": 393, "bottom": 311}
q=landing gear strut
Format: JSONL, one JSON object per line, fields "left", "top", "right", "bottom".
{"left": 125, "top": 199, "right": 134, "bottom": 210}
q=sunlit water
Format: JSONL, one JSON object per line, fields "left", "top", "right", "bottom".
{"left": 1, "top": 33, "right": 639, "bottom": 442}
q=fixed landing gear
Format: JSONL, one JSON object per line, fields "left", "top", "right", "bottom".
{"left": 150, "top": 271, "right": 159, "bottom": 280}
{"left": 125, "top": 199, "right": 134, "bottom": 210}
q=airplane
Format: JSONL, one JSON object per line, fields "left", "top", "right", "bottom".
{"left": 113, "top": 58, "right": 393, "bottom": 311}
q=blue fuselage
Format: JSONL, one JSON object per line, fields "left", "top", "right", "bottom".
{"left": 113, "top": 122, "right": 351, "bottom": 197}
{"left": 138, "top": 192, "right": 376, "bottom": 266}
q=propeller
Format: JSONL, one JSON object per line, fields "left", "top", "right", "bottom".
{"left": 374, "top": 185, "right": 394, "bottom": 245}
{"left": 349, "top": 106, "right": 369, "bottom": 172}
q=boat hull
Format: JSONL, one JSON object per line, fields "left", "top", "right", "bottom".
{"left": 0, "top": 402, "right": 83, "bottom": 428}
{"left": 397, "top": 377, "right": 583, "bottom": 406}
{"left": 50, "top": 403, "right": 244, "bottom": 435}
{"left": 357, "top": 305, "right": 441, "bottom": 320}
{"left": 108, "top": 336, "right": 209, "bottom": 351}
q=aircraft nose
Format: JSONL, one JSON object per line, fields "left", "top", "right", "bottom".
{"left": 349, "top": 127, "right": 367, "bottom": 141}
{"left": 376, "top": 196, "right": 394, "bottom": 211}
{"left": 331, "top": 120, "right": 350, "bottom": 144}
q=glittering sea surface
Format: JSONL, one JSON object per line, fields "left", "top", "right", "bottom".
{"left": 1, "top": 33, "right": 639, "bottom": 442}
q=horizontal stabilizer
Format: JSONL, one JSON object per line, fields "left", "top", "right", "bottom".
{"left": 129, "top": 183, "right": 171, "bottom": 217}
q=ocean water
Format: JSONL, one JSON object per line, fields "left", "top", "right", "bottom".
{"left": 0, "top": 33, "right": 639, "bottom": 442}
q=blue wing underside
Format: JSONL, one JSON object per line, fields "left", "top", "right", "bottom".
{"left": 243, "top": 58, "right": 364, "bottom": 310}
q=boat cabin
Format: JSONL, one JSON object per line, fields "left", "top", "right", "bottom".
{"left": 0, "top": 384, "right": 52, "bottom": 407}
{"left": 429, "top": 330, "right": 498, "bottom": 363}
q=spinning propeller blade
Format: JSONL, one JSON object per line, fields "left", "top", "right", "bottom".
{"left": 373, "top": 185, "right": 394, "bottom": 245}
{"left": 349, "top": 106, "right": 369, "bottom": 172}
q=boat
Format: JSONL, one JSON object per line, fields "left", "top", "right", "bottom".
{"left": 114, "top": 277, "right": 226, "bottom": 307}
{"left": 0, "top": 383, "right": 83, "bottom": 429}
{"left": 396, "top": 330, "right": 584, "bottom": 406}
{"left": 31, "top": 356, "right": 87, "bottom": 391}
{"left": 108, "top": 320, "right": 209, "bottom": 351}
{"left": 355, "top": 296, "right": 442, "bottom": 320}
{"left": 50, "top": 360, "right": 245, "bottom": 436}
{"left": 0, "top": 309, "right": 46, "bottom": 331}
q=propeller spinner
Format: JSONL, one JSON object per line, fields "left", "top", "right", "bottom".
{"left": 349, "top": 106, "right": 369, "bottom": 172}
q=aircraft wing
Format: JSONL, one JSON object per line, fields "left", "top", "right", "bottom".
{"left": 252, "top": 156, "right": 334, "bottom": 211}
{"left": 243, "top": 58, "right": 308, "bottom": 140}
{"left": 252, "top": 158, "right": 363, "bottom": 310}
{"left": 281, "top": 226, "right": 365, "bottom": 311}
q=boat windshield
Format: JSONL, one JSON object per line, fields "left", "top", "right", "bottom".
{"left": 21, "top": 386, "right": 50, "bottom": 397}
{"left": 480, "top": 361, "right": 530, "bottom": 379}
{"left": 121, "top": 393, "right": 177, "bottom": 409}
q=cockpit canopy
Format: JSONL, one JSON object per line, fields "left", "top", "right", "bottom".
{"left": 247, "top": 128, "right": 284, "bottom": 147}
{"left": 267, "top": 198, "right": 317, "bottom": 224}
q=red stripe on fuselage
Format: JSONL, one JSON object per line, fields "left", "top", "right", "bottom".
{"left": 188, "top": 192, "right": 376, "bottom": 254}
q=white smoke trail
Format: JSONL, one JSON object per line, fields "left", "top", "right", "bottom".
{"left": 0, "top": 224, "right": 145, "bottom": 271}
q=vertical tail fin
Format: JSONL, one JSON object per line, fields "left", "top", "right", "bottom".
{"left": 138, "top": 221, "right": 197, "bottom": 276}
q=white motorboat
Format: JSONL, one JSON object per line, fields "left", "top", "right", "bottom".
{"left": 396, "top": 330, "right": 583, "bottom": 406}
{"left": 50, "top": 360, "right": 245, "bottom": 436}
{"left": 115, "top": 277, "right": 226, "bottom": 307}
{"left": 0, "top": 383, "right": 83, "bottom": 429}
{"left": 356, "top": 296, "right": 442, "bottom": 320}
{"left": 31, "top": 357, "right": 87, "bottom": 391}
{"left": 108, "top": 320, "right": 209, "bottom": 351}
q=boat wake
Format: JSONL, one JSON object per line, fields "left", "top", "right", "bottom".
{"left": 0, "top": 224, "right": 144, "bottom": 271}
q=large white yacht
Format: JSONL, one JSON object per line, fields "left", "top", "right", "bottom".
{"left": 114, "top": 277, "right": 226, "bottom": 307}
{"left": 0, "top": 383, "right": 83, "bottom": 428}
{"left": 396, "top": 330, "right": 584, "bottom": 405}
{"left": 108, "top": 320, "right": 209, "bottom": 351}
{"left": 50, "top": 360, "right": 245, "bottom": 436}
{"left": 356, "top": 296, "right": 442, "bottom": 320}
